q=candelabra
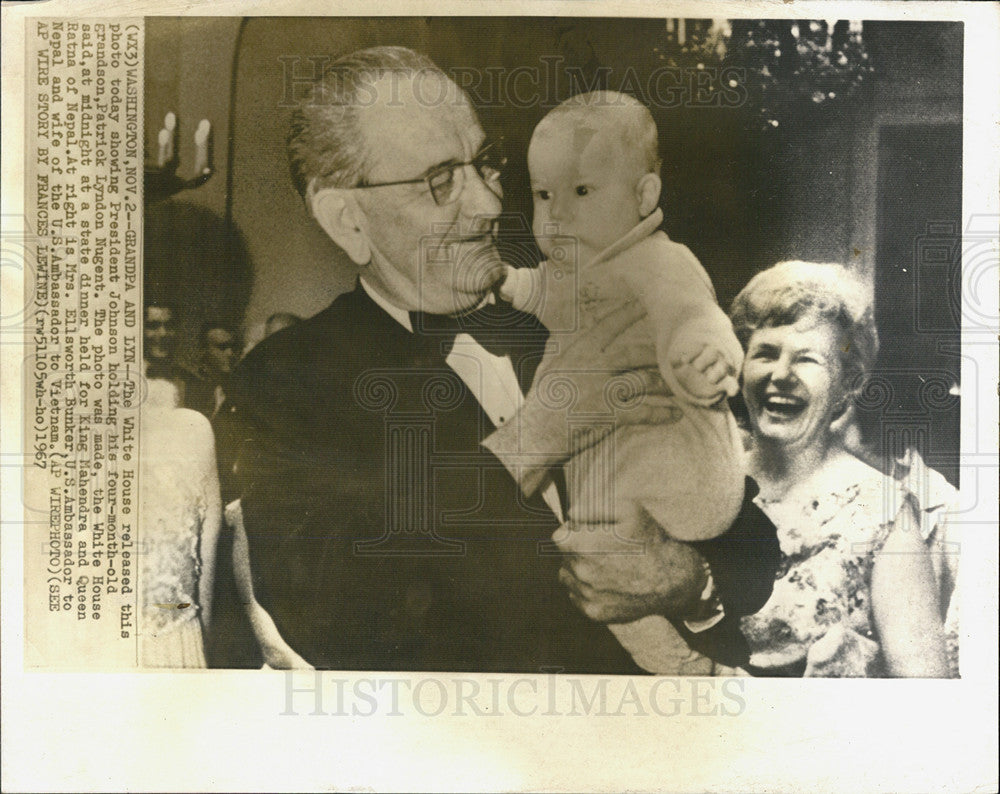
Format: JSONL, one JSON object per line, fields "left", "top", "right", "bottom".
{"left": 656, "top": 18, "right": 732, "bottom": 68}
{"left": 144, "top": 112, "right": 214, "bottom": 201}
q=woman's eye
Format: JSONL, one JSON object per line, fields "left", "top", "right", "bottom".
{"left": 575, "top": 185, "right": 589, "bottom": 196}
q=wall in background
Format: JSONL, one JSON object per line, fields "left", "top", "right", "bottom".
{"left": 144, "top": 17, "right": 246, "bottom": 364}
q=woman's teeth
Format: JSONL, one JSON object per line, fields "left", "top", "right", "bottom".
{"left": 764, "top": 395, "right": 806, "bottom": 415}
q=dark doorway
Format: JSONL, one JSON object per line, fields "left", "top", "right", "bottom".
{"left": 867, "top": 122, "right": 962, "bottom": 486}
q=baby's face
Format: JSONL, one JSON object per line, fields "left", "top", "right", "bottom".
{"left": 528, "top": 121, "right": 646, "bottom": 264}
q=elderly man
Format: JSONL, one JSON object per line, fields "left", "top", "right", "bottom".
{"left": 217, "top": 46, "right": 777, "bottom": 672}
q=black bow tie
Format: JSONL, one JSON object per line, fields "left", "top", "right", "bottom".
{"left": 411, "top": 301, "right": 567, "bottom": 508}
{"left": 411, "top": 300, "right": 546, "bottom": 359}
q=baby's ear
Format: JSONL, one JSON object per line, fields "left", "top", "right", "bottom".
{"left": 636, "top": 172, "right": 662, "bottom": 217}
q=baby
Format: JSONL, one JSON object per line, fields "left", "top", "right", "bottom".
{"left": 499, "top": 92, "right": 747, "bottom": 672}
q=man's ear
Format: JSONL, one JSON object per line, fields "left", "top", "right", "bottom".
{"left": 311, "top": 188, "right": 371, "bottom": 266}
{"left": 636, "top": 172, "right": 662, "bottom": 217}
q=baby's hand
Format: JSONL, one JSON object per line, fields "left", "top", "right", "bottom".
{"left": 497, "top": 263, "right": 517, "bottom": 303}
{"left": 499, "top": 263, "right": 545, "bottom": 316}
{"left": 668, "top": 338, "right": 739, "bottom": 403}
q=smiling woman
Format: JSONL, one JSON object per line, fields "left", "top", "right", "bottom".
{"left": 729, "top": 261, "right": 954, "bottom": 677}
{"left": 742, "top": 319, "right": 848, "bottom": 451}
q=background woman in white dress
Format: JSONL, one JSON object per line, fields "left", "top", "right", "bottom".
{"left": 140, "top": 378, "right": 222, "bottom": 667}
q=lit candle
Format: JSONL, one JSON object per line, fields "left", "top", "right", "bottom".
{"left": 157, "top": 127, "right": 170, "bottom": 168}
{"left": 194, "top": 119, "right": 211, "bottom": 175}
{"left": 163, "top": 112, "right": 176, "bottom": 162}
{"left": 709, "top": 18, "right": 731, "bottom": 59}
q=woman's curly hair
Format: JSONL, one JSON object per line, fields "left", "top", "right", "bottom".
{"left": 729, "top": 261, "right": 879, "bottom": 394}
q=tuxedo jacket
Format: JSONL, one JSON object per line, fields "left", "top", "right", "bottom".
{"left": 215, "top": 283, "right": 779, "bottom": 672}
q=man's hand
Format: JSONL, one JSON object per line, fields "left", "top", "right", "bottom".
{"left": 483, "top": 299, "right": 679, "bottom": 494}
{"left": 667, "top": 336, "right": 740, "bottom": 405}
{"left": 553, "top": 504, "right": 710, "bottom": 624}
{"left": 532, "top": 298, "right": 664, "bottom": 415}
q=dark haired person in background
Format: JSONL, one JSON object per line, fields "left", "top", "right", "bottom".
{"left": 144, "top": 302, "right": 180, "bottom": 380}
{"left": 143, "top": 302, "right": 188, "bottom": 408}
{"left": 180, "top": 321, "right": 241, "bottom": 419}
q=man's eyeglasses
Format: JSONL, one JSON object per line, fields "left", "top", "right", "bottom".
{"left": 353, "top": 139, "right": 506, "bottom": 206}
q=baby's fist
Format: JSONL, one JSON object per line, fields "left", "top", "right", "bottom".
{"left": 499, "top": 264, "right": 542, "bottom": 315}
{"left": 669, "top": 339, "right": 739, "bottom": 403}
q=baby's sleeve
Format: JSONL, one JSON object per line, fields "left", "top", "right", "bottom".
{"left": 620, "top": 240, "right": 743, "bottom": 405}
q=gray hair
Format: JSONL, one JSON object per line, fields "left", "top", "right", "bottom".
{"left": 287, "top": 46, "right": 448, "bottom": 203}
{"left": 729, "top": 261, "right": 879, "bottom": 391}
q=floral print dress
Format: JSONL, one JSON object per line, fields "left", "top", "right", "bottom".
{"left": 741, "top": 455, "right": 905, "bottom": 677}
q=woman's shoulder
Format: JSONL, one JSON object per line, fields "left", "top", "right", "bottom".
{"left": 804, "top": 452, "right": 904, "bottom": 547}
{"left": 810, "top": 451, "right": 900, "bottom": 519}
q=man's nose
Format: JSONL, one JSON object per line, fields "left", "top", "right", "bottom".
{"left": 459, "top": 163, "right": 502, "bottom": 222}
